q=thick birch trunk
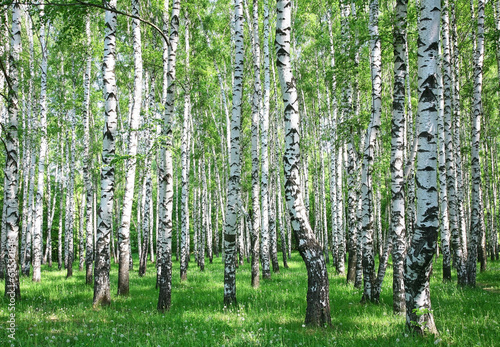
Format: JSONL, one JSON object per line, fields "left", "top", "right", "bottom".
{"left": 361, "top": 0, "right": 382, "bottom": 304}
{"left": 391, "top": 0, "right": 407, "bottom": 315}
{"left": 157, "top": 0, "right": 180, "bottom": 311}
{"left": 404, "top": 0, "right": 440, "bottom": 335}
{"left": 4, "top": 3, "right": 22, "bottom": 300}
{"left": 117, "top": 0, "right": 143, "bottom": 295}
{"left": 32, "top": 4, "right": 48, "bottom": 282}
{"left": 224, "top": 0, "right": 244, "bottom": 306}
{"left": 93, "top": 0, "right": 118, "bottom": 307}
{"left": 467, "top": 0, "right": 485, "bottom": 287}
{"left": 450, "top": 2, "right": 468, "bottom": 276}
{"left": 275, "top": 0, "right": 331, "bottom": 326}
{"left": 250, "top": 0, "right": 263, "bottom": 287}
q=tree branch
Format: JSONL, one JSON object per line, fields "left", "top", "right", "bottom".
{"left": 8, "top": 1, "right": 171, "bottom": 47}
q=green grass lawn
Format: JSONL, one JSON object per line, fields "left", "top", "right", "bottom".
{"left": 1, "top": 253, "right": 499, "bottom": 346}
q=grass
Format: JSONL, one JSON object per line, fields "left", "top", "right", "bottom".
{"left": 1, "top": 253, "right": 499, "bottom": 346}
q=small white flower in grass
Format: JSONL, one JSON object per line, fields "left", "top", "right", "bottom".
{"left": 67, "top": 339, "right": 70, "bottom": 343}
{"left": 404, "top": 334, "right": 408, "bottom": 338}
{"left": 120, "top": 334, "right": 124, "bottom": 338}
{"left": 87, "top": 333, "right": 90, "bottom": 337}
{"left": 396, "top": 338, "right": 400, "bottom": 343}
{"left": 52, "top": 336, "right": 55, "bottom": 339}
{"left": 146, "top": 333, "right": 150, "bottom": 337}
{"left": 302, "top": 324, "right": 305, "bottom": 328}
{"left": 45, "top": 337, "right": 49, "bottom": 340}
{"left": 434, "top": 339, "right": 442, "bottom": 345}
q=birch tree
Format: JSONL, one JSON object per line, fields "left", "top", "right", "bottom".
{"left": 224, "top": 0, "right": 244, "bottom": 306}
{"left": 404, "top": 0, "right": 440, "bottom": 335}
{"left": 4, "top": 2, "right": 22, "bottom": 300}
{"left": 467, "top": 0, "right": 485, "bottom": 287}
{"left": 117, "top": 0, "right": 143, "bottom": 295}
{"left": 360, "top": 0, "right": 382, "bottom": 303}
{"left": 157, "top": 0, "right": 180, "bottom": 311}
{"left": 93, "top": 0, "right": 118, "bottom": 307}
{"left": 83, "top": 14, "right": 94, "bottom": 285}
{"left": 32, "top": 3, "right": 48, "bottom": 282}
{"left": 391, "top": 0, "right": 407, "bottom": 314}
{"left": 275, "top": 0, "right": 331, "bottom": 326}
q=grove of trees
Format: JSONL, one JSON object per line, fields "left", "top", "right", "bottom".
{"left": 1, "top": 0, "right": 499, "bottom": 336}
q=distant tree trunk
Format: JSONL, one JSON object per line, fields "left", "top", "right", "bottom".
{"left": 93, "top": 0, "right": 118, "bottom": 307}
{"left": 404, "top": 0, "right": 440, "bottom": 335}
{"left": 180, "top": 6, "right": 190, "bottom": 282}
{"left": 275, "top": 0, "right": 331, "bottom": 326}
{"left": 78, "top": 192, "right": 85, "bottom": 271}
{"left": 199, "top": 155, "right": 206, "bottom": 271}
{"left": 83, "top": 15, "right": 94, "bottom": 285}
{"left": 65, "top": 131, "right": 75, "bottom": 279}
{"left": 4, "top": 2, "right": 22, "bottom": 300}
{"left": 43, "top": 170, "right": 57, "bottom": 268}
{"left": 58, "top": 158, "right": 64, "bottom": 271}
{"left": 467, "top": 0, "right": 486, "bottom": 287}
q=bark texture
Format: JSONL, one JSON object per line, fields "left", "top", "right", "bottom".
{"left": 404, "top": 0, "right": 440, "bottom": 335}
{"left": 93, "top": 0, "right": 118, "bottom": 307}
{"left": 276, "top": 0, "right": 331, "bottom": 326}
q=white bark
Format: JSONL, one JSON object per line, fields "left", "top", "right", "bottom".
{"left": 157, "top": 0, "right": 180, "bottom": 311}
{"left": 32, "top": 4, "right": 48, "bottom": 282}
{"left": 276, "top": 0, "right": 331, "bottom": 326}
{"left": 83, "top": 15, "right": 94, "bottom": 284}
{"left": 404, "top": 0, "right": 440, "bottom": 335}
{"left": 93, "top": 0, "right": 118, "bottom": 307}
{"left": 391, "top": 0, "right": 407, "bottom": 314}
{"left": 361, "top": 0, "right": 382, "bottom": 303}
{"left": 224, "top": 0, "right": 244, "bottom": 306}
{"left": 180, "top": 8, "right": 190, "bottom": 281}
{"left": 4, "top": 3, "right": 22, "bottom": 299}
{"left": 467, "top": 0, "right": 485, "bottom": 287}
{"left": 117, "top": 0, "right": 143, "bottom": 295}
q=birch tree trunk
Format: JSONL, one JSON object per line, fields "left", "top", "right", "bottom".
{"left": 224, "top": 0, "right": 244, "bottom": 306}
{"left": 404, "top": 0, "right": 440, "bottom": 335}
{"left": 450, "top": 2, "right": 468, "bottom": 277}
{"left": 83, "top": 15, "right": 94, "bottom": 285}
{"left": 4, "top": 3, "right": 22, "bottom": 300}
{"left": 467, "top": 0, "right": 485, "bottom": 287}
{"left": 180, "top": 6, "right": 190, "bottom": 282}
{"left": 93, "top": 0, "right": 118, "bottom": 307}
{"left": 251, "top": 0, "right": 263, "bottom": 287}
{"left": 437, "top": 62, "right": 451, "bottom": 282}
{"left": 66, "top": 75, "right": 77, "bottom": 279}
{"left": 32, "top": 4, "right": 48, "bottom": 282}
{"left": 391, "top": 0, "right": 407, "bottom": 314}
{"left": 361, "top": 0, "right": 382, "bottom": 304}
{"left": 157, "top": 0, "right": 180, "bottom": 311}
{"left": 117, "top": 0, "right": 143, "bottom": 295}
{"left": 275, "top": 0, "right": 331, "bottom": 326}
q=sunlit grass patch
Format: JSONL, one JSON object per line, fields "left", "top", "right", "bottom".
{"left": 0, "top": 253, "right": 499, "bottom": 346}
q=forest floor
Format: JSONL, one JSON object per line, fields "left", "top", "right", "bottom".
{"left": 0, "top": 253, "right": 499, "bottom": 346}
